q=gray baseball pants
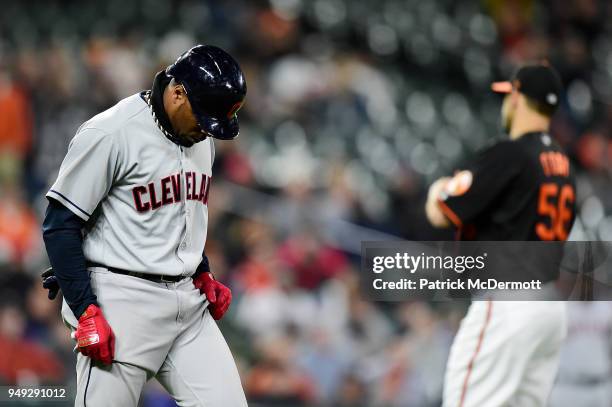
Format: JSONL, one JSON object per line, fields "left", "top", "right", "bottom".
{"left": 61, "top": 267, "right": 247, "bottom": 407}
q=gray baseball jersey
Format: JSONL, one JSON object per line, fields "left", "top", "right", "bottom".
{"left": 47, "top": 93, "right": 213, "bottom": 277}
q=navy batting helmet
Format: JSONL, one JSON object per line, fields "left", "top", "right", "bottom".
{"left": 166, "top": 45, "right": 247, "bottom": 140}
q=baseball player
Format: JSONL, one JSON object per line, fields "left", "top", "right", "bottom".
{"left": 41, "top": 45, "right": 248, "bottom": 406}
{"left": 425, "top": 64, "right": 576, "bottom": 406}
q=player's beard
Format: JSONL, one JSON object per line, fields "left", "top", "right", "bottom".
{"left": 181, "top": 132, "right": 207, "bottom": 144}
{"left": 175, "top": 104, "right": 207, "bottom": 145}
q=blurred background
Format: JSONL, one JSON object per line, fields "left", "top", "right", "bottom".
{"left": 0, "top": 0, "right": 611, "bottom": 406}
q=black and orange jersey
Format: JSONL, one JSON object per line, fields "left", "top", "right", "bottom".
{"left": 438, "top": 132, "right": 576, "bottom": 241}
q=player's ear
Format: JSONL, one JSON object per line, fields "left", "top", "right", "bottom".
{"left": 169, "top": 80, "right": 187, "bottom": 104}
{"left": 173, "top": 85, "right": 184, "bottom": 101}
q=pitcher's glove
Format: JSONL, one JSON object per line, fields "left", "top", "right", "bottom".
{"left": 41, "top": 267, "right": 61, "bottom": 300}
{"left": 193, "top": 272, "right": 232, "bottom": 320}
{"left": 72, "top": 304, "right": 115, "bottom": 365}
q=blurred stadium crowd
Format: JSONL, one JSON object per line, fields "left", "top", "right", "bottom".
{"left": 0, "top": 0, "right": 611, "bottom": 406}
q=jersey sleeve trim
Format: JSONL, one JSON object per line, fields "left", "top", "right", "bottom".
{"left": 437, "top": 198, "right": 463, "bottom": 228}
{"left": 47, "top": 189, "right": 91, "bottom": 221}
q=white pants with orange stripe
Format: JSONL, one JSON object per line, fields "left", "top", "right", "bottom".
{"left": 443, "top": 301, "right": 567, "bottom": 407}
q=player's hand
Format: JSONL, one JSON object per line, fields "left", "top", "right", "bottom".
{"left": 73, "top": 304, "right": 115, "bottom": 365}
{"left": 193, "top": 272, "right": 232, "bottom": 320}
{"left": 428, "top": 176, "right": 452, "bottom": 200}
{"left": 41, "top": 267, "right": 61, "bottom": 300}
{"left": 426, "top": 176, "right": 452, "bottom": 228}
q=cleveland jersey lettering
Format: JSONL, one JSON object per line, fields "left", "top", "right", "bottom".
{"left": 132, "top": 172, "right": 211, "bottom": 212}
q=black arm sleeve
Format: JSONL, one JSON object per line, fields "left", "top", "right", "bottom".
{"left": 42, "top": 198, "right": 98, "bottom": 318}
{"left": 193, "top": 251, "right": 211, "bottom": 278}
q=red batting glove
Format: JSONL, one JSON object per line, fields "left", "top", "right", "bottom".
{"left": 193, "top": 272, "right": 232, "bottom": 320}
{"left": 73, "top": 304, "right": 115, "bottom": 365}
